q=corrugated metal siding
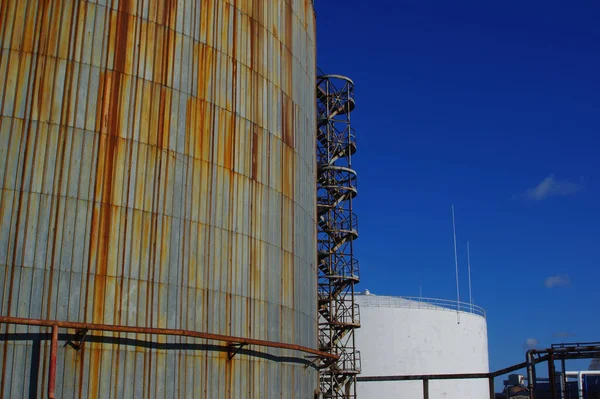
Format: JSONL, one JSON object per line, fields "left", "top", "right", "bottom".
{"left": 0, "top": 0, "right": 317, "bottom": 397}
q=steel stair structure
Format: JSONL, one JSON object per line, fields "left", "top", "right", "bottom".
{"left": 316, "top": 72, "right": 361, "bottom": 399}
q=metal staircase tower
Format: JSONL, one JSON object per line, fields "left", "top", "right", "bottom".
{"left": 316, "top": 73, "right": 361, "bottom": 399}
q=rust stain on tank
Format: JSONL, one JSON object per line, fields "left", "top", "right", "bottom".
{"left": 194, "top": 99, "right": 206, "bottom": 158}
{"left": 285, "top": 2, "right": 293, "bottom": 52}
{"left": 282, "top": 95, "right": 295, "bottom": 148}
{"left": 163, "top": 0, "right": 176, "bottom": 28}
{"left": 158, "top": 87, "right": 169, "bottom": 148}
{"left": 88, "top": 2, "right": 131, "bottom": 397}
{"left": 251, "top": 125, "right": 259, "bottom": 181}
{"left": 0, "top": 3, "right": 9, "bottom": 38}
{"left": 249, "top": 14, "right": 257, "bottom": 71}
{"left": 159, "top": 10, "right": 175, "bottom": 88}
{"left": 93, "top": 0, "right": 131, "bottom": 318}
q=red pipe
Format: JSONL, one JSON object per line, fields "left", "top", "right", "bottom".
{"left": 48, "top": 324, "right": 58, "bottom": 399}
{"left": 0, "top": 316, "right": 337, "bottom": 360}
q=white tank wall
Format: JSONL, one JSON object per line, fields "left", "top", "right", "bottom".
{"left": 355, "top": 295, "right": 489, "bottom": 399}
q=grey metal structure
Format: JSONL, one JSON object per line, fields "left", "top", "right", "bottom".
{"left": 316, "top": 73, "right": 361, "bottom": 398}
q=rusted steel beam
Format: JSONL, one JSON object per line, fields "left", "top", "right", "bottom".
{"left": 0, "top": 316, "right": 338, "bottom": 360}
{"left": 48, "top": 325, "right": 58, "bottom": 399}
{"left": 527, "top": 350, "right": 538, "bottom": 399}
{"left": 548, "top": 353, "right": 557, "bottom": 399}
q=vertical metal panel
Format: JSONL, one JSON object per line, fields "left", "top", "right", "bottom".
{"left": 0, "top": 0, "right": 318, "bottom": 397}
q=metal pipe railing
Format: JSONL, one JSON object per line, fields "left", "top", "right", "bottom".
{"left": 0, "top": 315, "right": 338, "bottom": 399}
{"left": 358, "top": 345, "right": 600, "bottom": 399}
{"left": 359, "top": 372, "right": 497, "bottom": 399}
{"left": 357, "top": 295, "right": 487, "bottom": 318}
{"left": 0, "top": 316, "right": 335, "bottom": 359}
{"left": 357, "top": 360, "right": 529, "bottom": 399}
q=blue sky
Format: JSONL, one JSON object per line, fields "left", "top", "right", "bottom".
{"left": 315, "top": 0, "right": 600, "bottom": 381}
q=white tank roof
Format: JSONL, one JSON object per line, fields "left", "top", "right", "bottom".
{"left": 355, "top": 291, "right": 486, "bottom": 318}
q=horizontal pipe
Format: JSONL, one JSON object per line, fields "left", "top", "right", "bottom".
{"left": 491, "top": 361, "right": 528, "bottom": 377}
{"left": 552, "top": 342, "right": 600, "bottom": 349}
{"left": 531, "top": 346, "right": 600, "bottom": 355}
{"left": 358, "top": 372, "right": 491, "bottom": 382}
{"left": 358, "top": 359, "right": 539, "bottom": 382}
{"left": 0, "top": 316, "right": 337, "bottom": 360}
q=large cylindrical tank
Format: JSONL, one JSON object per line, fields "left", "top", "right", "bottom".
{"left": 355, "top": 292, "right": 490, "bottom": 399}
{"left": 0, "top": 1, "right": 317, "bottom": 397}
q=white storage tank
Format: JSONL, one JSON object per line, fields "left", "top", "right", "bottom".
{"left": 355, "top": 291, "right": 489, "bottom": 399}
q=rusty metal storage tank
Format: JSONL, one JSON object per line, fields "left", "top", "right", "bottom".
{"left": 0, "top": 0, "right": 318, "bottom": 397}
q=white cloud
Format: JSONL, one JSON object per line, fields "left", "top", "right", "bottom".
{"left": 525, "top": 175, "right": 581, "bottom": 201}
{"left": 525, "top": 338, "right": 538, "bottom": 349}
{"left": 553, "top": 332, "right": 576, "bottom": 339}
{"left": 544, "top": 275, "right": 570, "bottom": 288}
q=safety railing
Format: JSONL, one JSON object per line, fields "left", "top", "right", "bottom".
{"left": 318, "top": 258, "right": 360, "bottom": 280}
{"left": 357, "top": 295, "right": 486, "bottom": 318}
{"left": 318, "top": 212, "right": 359, "bottom": 235}
{"left": 0, "top": 315, "right": 338, "bottom": 399}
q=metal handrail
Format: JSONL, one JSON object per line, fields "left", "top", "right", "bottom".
{"left": 0, "top": 316, "right": 335, "bottom": 358}
{"left": 0, "top": 315, "right": 338, "bottom": 399}
{"left": 337, "top": 348, "right": 361, "bottom": 373}
{"left": 357, "top": 295, "right": 486, "bottom": 318}
{"left": 318, "top": 212, "right": 358, "bottom": 233}
{"left": 318, "top": 258, "right": 359, "bottom": 279}
{"left": 336, "top": 303, "right": 360, "bottom": 326}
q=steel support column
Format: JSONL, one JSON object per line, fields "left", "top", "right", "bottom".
{"left": 561, "top": 358, "right": 568, "bottom": 399}
{"left": 548, "top": 352, "right": 557, "bottom": 399}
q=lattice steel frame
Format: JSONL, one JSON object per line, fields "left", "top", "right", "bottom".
{"left": 316, "top": 73, "right": 361, "bottom": 398}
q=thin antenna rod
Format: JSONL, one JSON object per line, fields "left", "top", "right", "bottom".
{"left": 452, "top": 205, "right": 461, "bottom": 323}
{"left": 467, "top": 240, "right": 473, "bottom": 313}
